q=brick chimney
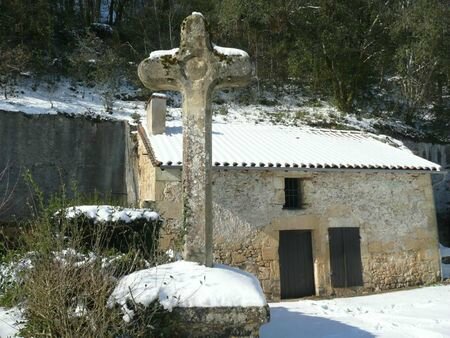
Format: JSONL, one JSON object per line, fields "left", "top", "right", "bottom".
{"left": 146, "top": 93, "right": 167, "bottom": 135}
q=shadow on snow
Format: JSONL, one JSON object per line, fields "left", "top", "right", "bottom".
{"left": 260, "top": 306, "right": 374, "bottom": 338}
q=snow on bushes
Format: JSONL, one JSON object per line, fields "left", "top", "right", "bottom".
{"left": 59, "top": 205, "right": 162, "bottom": 258}
{"left": 63, "top": 205, "right": 160, "bottom": 223}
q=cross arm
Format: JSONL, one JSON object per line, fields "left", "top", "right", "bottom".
{"left": 213, "top": 46, "right": 252, "bottom": 90}
{"left": 138, "top": 48, "right": 182, "bottom": 92}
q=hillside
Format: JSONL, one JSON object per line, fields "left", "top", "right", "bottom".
{"left": 1, "top": 0, "right": 449, "bottom": 136}
{"left": 0, "top": 77, "right": 448, "bottom": 144}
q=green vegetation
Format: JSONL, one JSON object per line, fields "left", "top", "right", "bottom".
{"left": 0, "top": 0, "right": 448, "bottom": 120}
{"left": 0, "top": 176, "right": 175, "bottom": 337}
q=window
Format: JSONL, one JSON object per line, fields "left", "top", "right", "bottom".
{"left": 283, "top": 178, "right": 303, "bottom": 209}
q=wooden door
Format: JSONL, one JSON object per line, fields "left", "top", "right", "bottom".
{"left": 328, "top": 227, "right": 363, "bottom": 288}
{"left": 279, "top": 230, "right": 315, "bottom": 299}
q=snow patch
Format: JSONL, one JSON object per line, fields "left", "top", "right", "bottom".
{"left": 0, "top": 256, "right": 33, "bottom": 289}
{"left": 62, "top": 205, "right": 160, "bottom": 223}
{"left": 152, "top": 93, "right": 168, "bottom": 99}
{"left": 149, "top": 48, "right": 179, "bottom": 60}
{"left": 108, "top": 261, "right": 266, "bottom": 322}
{"left": 0, "top": 78, "right": 146, "bottom": 123}
{"left": 213, "top": 45, "right": 248, "bottom": 57}
{"left": 0, "top": 307, "right": 23, "bottom": 337}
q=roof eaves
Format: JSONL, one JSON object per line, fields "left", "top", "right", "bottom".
{"left": 158, "top": 163, "right": 443, "bottom": 174}
{"left": 137, "top": 124, "right": 162, "bottom": 167}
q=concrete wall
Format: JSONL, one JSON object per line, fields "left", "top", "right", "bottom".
{"left": 0, "top": 111, "right": 138, "bottom": 221}
{"left": 403, "top": 140, "right": 450, "bottom": 217}
{"left": 403, "top": 140, "right": 450, "bottom": 243}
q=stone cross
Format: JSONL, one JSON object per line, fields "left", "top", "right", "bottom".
{"left": 138, "top": 13, "right": 252, "bottom": 267}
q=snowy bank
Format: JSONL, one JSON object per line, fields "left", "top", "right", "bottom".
{"left": 62, "top": 205, "right": 160, "bottom": 223}
{"left": 108, "top": 261, "right": 266, "bottom": 321}
{"left": 0, "top": 79, "right": 146, "bottom": 124}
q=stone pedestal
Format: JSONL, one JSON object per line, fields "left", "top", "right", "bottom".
{"left": 172, "top": 306, "right": 270, "bottom": 338}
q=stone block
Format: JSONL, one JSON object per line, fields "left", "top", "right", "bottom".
{"left": 270, "top": 260, "right": 280, "bottom": 279}
{"left": 172, "top": 305, "right": 270, "bottom": 338}
{"left": 273, "top": 190, "right": 285, "bottom": 204}
{"left": 232, "top": 252, "right": 246, "bottom": 264}
{"left": 245, "top": 263, "right": 259, "bottom": 275}
{"left": 262, "top": 246, "right": 277, "bottom": 261}
{"left": 258, "top": 267, "right": 270, "bottom": 280}
{"left": 261, "top": 280, "right": 272, "bottom": 293}
{"left": 273, "top": 177, "right": 284, "bottom": 190}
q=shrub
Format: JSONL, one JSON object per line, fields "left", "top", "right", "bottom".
{"left": 17, "top": 205, "right": 173, "bottom": 337}
{"left": 0, "top": 180, "right": 174, "bottom": 337}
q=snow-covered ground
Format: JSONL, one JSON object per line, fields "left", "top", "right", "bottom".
{"left": 0, "top": 78, "right": 411, "bottom": 136}
{"left": 261, "top": 285, "right": 450, "bottom": 338}
{"left": 0, "top": 79, "right": 146, "bottom": 123}
{"left": 1, "top": 285, "right": 449, "bottom": 337}
{"left": 0, "top": 307, "right": 22, "bottom": 338}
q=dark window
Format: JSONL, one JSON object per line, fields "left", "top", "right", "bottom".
{"left": 283, "top": 178, "right": 302, "bottom": 209}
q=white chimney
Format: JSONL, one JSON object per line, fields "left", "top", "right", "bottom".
{"left": 147, "top": 93, "right": 167, "bottom": 135}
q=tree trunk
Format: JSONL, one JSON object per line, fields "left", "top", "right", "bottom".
{"left": 153, "top": 0, "right": 162, "bottom": 49}
{"left": 109, "top": 0, "right": 115, "bottom": 25}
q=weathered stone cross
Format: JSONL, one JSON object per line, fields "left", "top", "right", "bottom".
{"left": 138, "top": 13, "right": 251, "bottom": 267}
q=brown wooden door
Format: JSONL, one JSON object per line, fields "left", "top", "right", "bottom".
{"left": 328, "top": 227, "right": 363, "bottom": 288}
{"left": 279, "top": 230, "right": 315, "bottom": 299}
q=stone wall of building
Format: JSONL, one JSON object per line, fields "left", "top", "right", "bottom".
{"left": 137, "top": 137, "right": 441, "bottom": 300}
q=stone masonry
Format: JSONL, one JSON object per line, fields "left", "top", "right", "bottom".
{"left": 137, "top": 131, "right": 441, "bottom": 301}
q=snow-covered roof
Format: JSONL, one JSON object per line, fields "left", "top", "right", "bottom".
{"left": 142, "top": 121, "right": 441, "bottom": 172}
